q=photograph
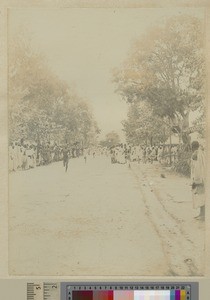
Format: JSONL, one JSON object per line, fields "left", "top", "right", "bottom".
{"left": 8, "top": 7, "right": 207, "bottom": 276}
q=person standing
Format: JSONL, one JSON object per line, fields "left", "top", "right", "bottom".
{"left": 150, "top": 146, "right": 156, "bottom": 164}
{"left": 22, "top": 146, "right": 28, "bottom": 170}
{"left": 157, "top": 145, "right": 163, "bottom": 164}
{"left": 191, "top": 141, "right": 205, "bottom": 221}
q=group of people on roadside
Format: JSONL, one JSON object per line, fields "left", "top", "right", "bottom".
{"left": 8, "top": 140, "right": 84, "bottom": 172}
{"left": 109, "top": 143, "right": 179, "bottom": 165}
{"left": 8, "top": 138, "right": 206, "bottom": 222}
{"left": 9, "top": 142, "right": 37, "bottom": 172}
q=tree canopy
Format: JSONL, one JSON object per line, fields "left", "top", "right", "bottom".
{"left": 9, "top": 31, "right": 100, "bottom": 147}
{"left": 122, "top": 102, "right": 169, "bottom": 146}
{"left": 100, "top": 131, "right": 121, "bottom": 148}
{"left": 113, "top": 15, "right": 205, "bottom": 143}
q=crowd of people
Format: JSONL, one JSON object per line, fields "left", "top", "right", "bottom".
{"left": 8, "top": 141, "right": 84, "bottom": 172}
{"left": 8, "top": 140, "right": 189, "bottom": 172}
{"left": 9, "top": 138, "right": 206, "bottom": 221}
{"left": 109, "top": 143, "right": 179, "bottom": 165}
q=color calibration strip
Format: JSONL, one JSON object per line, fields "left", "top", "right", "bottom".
{"left": 70, "top": 290, "right": 187, "bottom": 300}
{"left": 66, "top": 285, "right": 191, "bottom": 300}
{"left": 27, "top": 282, "right": 197, "bottom": 300}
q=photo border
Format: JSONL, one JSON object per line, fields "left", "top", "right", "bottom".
{"left": 0, "top": 0, "right": 209, "bottom": 285}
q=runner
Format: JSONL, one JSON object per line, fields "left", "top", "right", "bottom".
{"left": 62, "top": 145, "right": 70, "bottom": 172}
{"left": 83, "top": 148, "right": 87, "bottom": 163}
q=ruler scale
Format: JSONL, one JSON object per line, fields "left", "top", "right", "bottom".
{"left": 65, "top": 284, "right": 191, "bottom": 300}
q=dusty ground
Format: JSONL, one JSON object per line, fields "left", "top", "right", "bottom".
{"left": 130, "top": 161, "right": 205, "bottom": 276}
{"left": 8, "top": 156, "right": 205, "bottom": 276}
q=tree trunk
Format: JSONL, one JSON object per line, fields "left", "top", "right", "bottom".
{"left": 181, "top": 111, "right": 190, "bottom": 144}
{"left": 169, "top": 118, "right": 172, "bottom": 166}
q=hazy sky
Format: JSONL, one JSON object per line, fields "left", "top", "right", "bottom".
{"left": 8, "top": 8, "right": 204, "bottom": 140}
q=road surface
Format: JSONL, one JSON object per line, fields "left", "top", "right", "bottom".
{"left": 9, "top": 156, "right": 205, "bottom": 276}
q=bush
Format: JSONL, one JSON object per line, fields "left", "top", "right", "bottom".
{"left": 174, "top": 149, "right": 192, "bottom": 177}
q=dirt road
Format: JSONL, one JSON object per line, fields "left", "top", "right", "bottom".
{"left": 9, "top": 156, "right": 205, "bottom": 276}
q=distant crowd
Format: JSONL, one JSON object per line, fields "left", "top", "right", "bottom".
{"left": 9, "top": 139, "right": 200, "bottom": 173}
{"left": 9, "top": 139, "right": 185, "bottom": 172}
{"left": 110, "top": 143, "right": 179, "bottom": 165}
{"left": 9, "top": 139, "right": 206, "bottom": 221}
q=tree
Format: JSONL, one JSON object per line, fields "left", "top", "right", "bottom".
{"left": 8, "top": 30, "right": 100, "bottom": 147}
{"left": 122, "top": 101, "right": 169, "bottom": 146}
{"left": 100, "top": 131, "right": 120, "bottom": 148}
{"left": 9, "top": 30, "right": 67, "bottom": 142}
{"left": 113, "top": 15, "right": 205, "bottom": 143}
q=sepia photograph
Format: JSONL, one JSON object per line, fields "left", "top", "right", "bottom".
{"left": 8, "top": 7, "right": 207, "bottom": 276}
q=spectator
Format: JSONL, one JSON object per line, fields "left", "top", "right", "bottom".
{"left": 191, "top": 141, "right": 205, "bottom": 221}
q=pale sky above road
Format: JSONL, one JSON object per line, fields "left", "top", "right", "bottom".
{"left": 8, "top": 8, "right": 204, "bottom": 140}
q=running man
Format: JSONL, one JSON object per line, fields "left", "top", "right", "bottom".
{"left": 62, "top": 145, "right": 70, "bottom": 172}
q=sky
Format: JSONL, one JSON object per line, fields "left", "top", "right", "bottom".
{"left": 8, "top": 8, "right": 204, "bottom": 141}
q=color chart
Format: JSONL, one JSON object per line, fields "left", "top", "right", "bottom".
{"left": 64, "top": 283, "right": 193, "bottom": 300}
{"left": 71, "top": 290, "right": 187, "bottom": 300}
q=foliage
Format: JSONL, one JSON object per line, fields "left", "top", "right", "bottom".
{"left": 174, "top": 148, "right": 191, "bottom": 177}
{"left": 113, "top": 15, "right": 205, "bottom": 141}
{"left": 8, "top": 31, "right": 100, "bottom": 147}
{"left": 122, "top": 101, "right": 170, "bottom": 146}
{"left": 100, "top": 131, "right": 121, "bottom": 148}
{"left": 191, "top": 104, "right": 206, "bottom": 138}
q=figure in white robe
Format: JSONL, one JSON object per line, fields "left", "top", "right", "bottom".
{"left": 191, "top": 141, "right": 205, "bottom": 220}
